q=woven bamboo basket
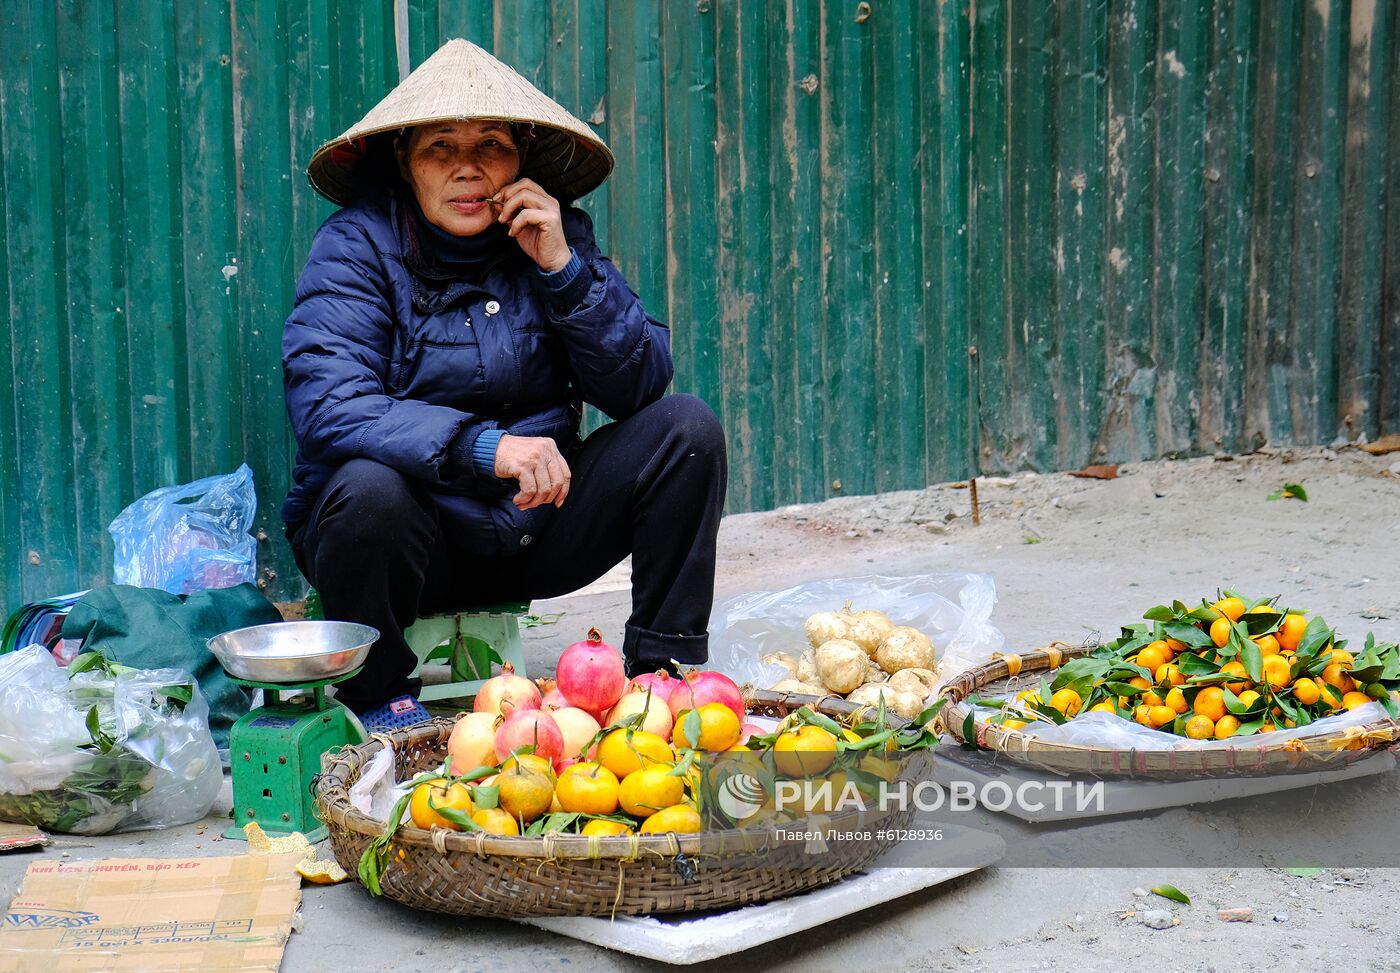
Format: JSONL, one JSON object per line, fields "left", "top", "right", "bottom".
{"left": 316, "top": 690, "right": 930, "bottom": 917}
{"left": 940, "top": 642, "right": 1400, "bottom": 779}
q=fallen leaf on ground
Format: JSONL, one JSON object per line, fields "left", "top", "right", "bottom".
{"left": 1358, "top": 435, "right": 1400, "bottom": 456}
{"left": 1070, "top": 465, "right": 1119, "bottom": 480}
{"left": 1151, "top": 883, "right": 1191, "bottom": 905}
{"left": 1266, "top": 483, "right": 1308, "bottom": 502}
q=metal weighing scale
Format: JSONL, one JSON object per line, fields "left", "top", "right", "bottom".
{"left": 208, "top": 621, "right": 377, "bottom": 842}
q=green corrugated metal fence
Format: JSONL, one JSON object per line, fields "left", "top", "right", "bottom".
{"left": 2, "top": 0, "right": 1398, "bottom": 611}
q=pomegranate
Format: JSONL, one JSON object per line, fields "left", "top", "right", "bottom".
{"left": 629, "top": 669, "right": 684, "bottom": 710}
{"left": 536, "top": 677, "right": 570, "bottom": 711}
{"left": 607, "top": 690, "right": 675, "bottom": 739}
{"left": 446, "top": 711, "right": 500, "bottom": 774}
{"left": 555, "top": 628, "right": 628, "bottom": 712}
{"left": 549, "top": 706, "right": 603, "bottom": 764}
{"left": 473, "top": 662, "right": 541, "bottom": 716}
{"left": 738, "top": 721, "right": 765, "bottom": 746}
{"left": 493, "top": 707, "right": 565, "bottom": 765}
{"left": 668, "top": 670, "right": 745, "bottom": 722}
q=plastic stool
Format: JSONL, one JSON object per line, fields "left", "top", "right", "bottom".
{"left": 303, "top": 589, "right": 528, "bottom": 705}
{"left": 404, "top": 601, "right": 530, "bottom": 703}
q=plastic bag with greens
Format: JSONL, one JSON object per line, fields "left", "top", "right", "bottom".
{"left": 0, "top": 646, "right": 221, "bottom": 834}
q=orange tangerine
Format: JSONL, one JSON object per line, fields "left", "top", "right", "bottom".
{"left": 1134, "top": 704, "right": 1155, "bottom": 727}
{"left": 1262, "top": 655, "right": 1292, "bottom": 689}
{"left": 1322, "top": 649, "right": 1355, "bottom": 670}
{"left": 1184, "top": 715, "right": 1215, "bottom": 739}
{"left": 618, "top": 767, "right": 686, "bottom": 818}
{"left": 1292, "top": 678, "right": 1321, "bottom": 706}
{"left": 1164, "top": 687, "right": 1189, "bottom": 714}
{"left": 555, "top": 762, "right": 621, "bottom": 816}
{"left": 471, "top": 807, "right": 520, "bottom": 835}
{"left": 1213, "top": 597, "right": 1247, "bottom": 622}
{"left": 1156, "top": 663, "right": 1186, "bottom": 687}
{"left": 1194, "top": 687, "right": 1227, "bottom": 722}
{"left": 639, "top": 803, "right": 703, "bottom": 834}
{"left": 1317, "top": 682, "right": 1343, "bottom": 709}
{"left": 1214, "top": 714, "right": 1241, "bottom": 739}
{"left": 1277, "top": 614, "right": 1309, "bottom": 652}
{"left": 1049, "top": 688, "right": 1083, "bottom": 717}
{"left": 500, "top": 753, "right": 555, "bottom": 778}
{"left": 1128, "top": 676, "right": 1152, "bottom": 692}
{"left": 772, "top": 724, "right": 841, "bottom": 776}
{"left": 1136, "top": 641, "right": 1173, "bottom": 673}
{"left": 1220, "top": 660, "right": 1249, "bottom": 694}
{"left": 1341, "top": 691, "right": 1373, "bottom": 711}
{"left": 1253, "top": 634, "right": 1281, "bottom": 657}
{"left": 1142, "top": 690, "right": 1165, "bottom": 708}
{"left": 1321, "top": 664, "right": 1355, "bottom": 695}
{"left": 673, "top": 703, "right": 743, "bottom": 751}
{"left": 596, "top": 730, "right": 674, "bottom": 780}
{"left": 409, "top": 780, "right": 474, "bottom": 831}
{"left": 1209, "top": 617, "right": 1233, "bottom": 648}
{"left": 496, "top": 770, "right": 554, "bottom": 823}
{"left": 1236, "top": 689, "right": 1261, "bottom": 709}
{"left": 1148, "top": 705, "right": 1177, "bottom": 728}
{"left": 581, "top": 819, "right": 633, "bottom": 837}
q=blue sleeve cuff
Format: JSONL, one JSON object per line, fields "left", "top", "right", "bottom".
{"left": 538, "top": 248, "right": 590, "bottom": 312}
{"left": 471, "top": 428, "right": 505, "bottom": 476}
{"left": 540, "top": 248, "right": 582, "bottom": 287}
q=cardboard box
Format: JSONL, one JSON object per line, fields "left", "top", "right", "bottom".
{"left": 0, "top": 824, "right": 45, "bottom": 853}
{"left": 0, "top": 854, "right": 302, "bottom": 972}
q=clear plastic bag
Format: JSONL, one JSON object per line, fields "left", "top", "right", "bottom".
{"left": 708, "top": 572, "right": 1006, "bottom": 687}
{"left": 0, "top": 646, "right": 222, "bottom": 834}
{"left": 973, "top": 694, "right": 1389, "bottom": 750}
{"left": 108, "top": 463, "right": 258, "bottom": 594}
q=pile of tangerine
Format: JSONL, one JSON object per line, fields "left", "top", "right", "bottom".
{"left": 993, "top": 593, "right": 1398, "bottom": 741}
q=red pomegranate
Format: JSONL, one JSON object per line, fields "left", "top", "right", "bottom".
{"left": 668, "top": 669, "right": 745, "bottom": 722}
{"left": 555, "top": 629, "right": 628, "bottom": 713}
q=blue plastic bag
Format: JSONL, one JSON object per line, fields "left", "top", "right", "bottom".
{"left": 108, "top": 464, "right": 259, "bottom": 595}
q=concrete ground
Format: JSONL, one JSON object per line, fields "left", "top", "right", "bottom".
{"left": 4, "top": 446, "right": 1400, "bottom": 971}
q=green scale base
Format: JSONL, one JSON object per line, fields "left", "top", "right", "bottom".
{"left": 223, "top": 669, "right": 366, "bottom": 842}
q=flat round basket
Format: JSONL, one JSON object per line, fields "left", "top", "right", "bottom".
{"left": 315, "top": 691, "right": 930, "bottom": 917}
{"left": 940, "top": 643, "right": 1400, "bottom": 779}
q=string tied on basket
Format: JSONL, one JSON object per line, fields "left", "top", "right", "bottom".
{"left": 430, "top": 827, "right": 449, "bottom": 854}
{"left": 995, "top": 652, "right": 1023, "bottom": 677}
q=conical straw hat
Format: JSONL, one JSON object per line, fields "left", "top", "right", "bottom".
{"left": 307, "top": 39, "right": 613, "bottom": 206}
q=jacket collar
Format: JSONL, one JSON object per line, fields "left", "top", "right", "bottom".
{"left": 391, "top": 193, "right": 523, "bottom": 314}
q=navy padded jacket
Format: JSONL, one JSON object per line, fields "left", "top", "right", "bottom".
{"left": 281, "top": 190, "right": 673, "bottom": 555}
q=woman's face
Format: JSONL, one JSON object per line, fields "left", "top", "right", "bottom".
{"left": 397, "top": 120, "right": 521, "bottom": 236}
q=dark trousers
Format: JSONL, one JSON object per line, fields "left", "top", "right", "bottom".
{"left": 288, "top": 394, "right": 727, "bottom": 712}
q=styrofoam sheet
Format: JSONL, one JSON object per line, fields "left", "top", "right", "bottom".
{"left": 930, "top": 746, "right": 1397, "bottom": 822}
{"left": 514, "top": 826, "right": 1004, "bottom": 965}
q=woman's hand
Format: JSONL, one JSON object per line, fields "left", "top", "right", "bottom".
{"left": 494, "top": 433, "right": 571, "bottom": 510}
{"left": 495, "top": 178, "right": 572, "bottom": 272}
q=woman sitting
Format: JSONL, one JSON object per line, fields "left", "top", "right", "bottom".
{"left": 282, "top": 40, "right": 727, "bottom": 731}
